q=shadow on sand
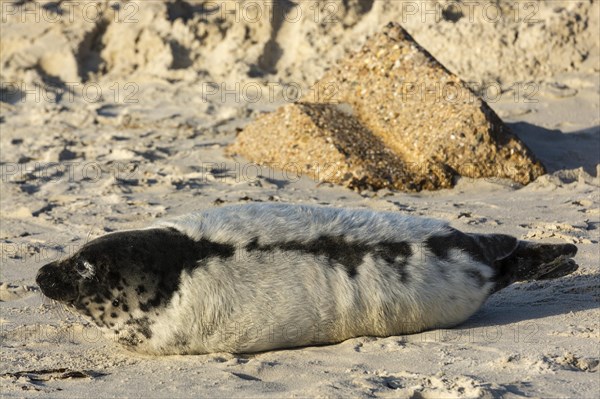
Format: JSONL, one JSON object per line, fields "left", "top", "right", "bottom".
{"left": 508, "top": 122, "right": 599, "bottom": 176}
{"left": 462, "top": 273, "right": 599, "bottom": 329}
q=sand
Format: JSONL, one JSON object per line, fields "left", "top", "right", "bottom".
{"left": 0, "top": 1, "right": 598, "bottom": 398}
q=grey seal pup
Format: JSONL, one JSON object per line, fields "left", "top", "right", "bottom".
{"left": 36, "top": 203, "right": 578, "bottom": 355}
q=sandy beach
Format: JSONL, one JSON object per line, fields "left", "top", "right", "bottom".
{"left": 1, "top": 1, "right": 598, "bottom": 397}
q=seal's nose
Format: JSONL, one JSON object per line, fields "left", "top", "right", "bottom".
{"left": 36, "top": 262, "right": 78, "bottom": 302}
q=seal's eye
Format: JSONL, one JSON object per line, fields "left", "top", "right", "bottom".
{"left": 112, "top": 299, "right": 120, "bottom": 307}
{"left": 76, "top": 261, "right": 86, "bottom": 272}
{"left": 75, "top": 260, "right": 94, "bottom": 278}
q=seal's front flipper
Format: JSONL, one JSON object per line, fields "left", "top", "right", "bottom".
{"left": 492, "top": 241, "right": 578, "bottom": 292}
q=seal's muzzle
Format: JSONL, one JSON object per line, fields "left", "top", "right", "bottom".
{"left": 36, "top": 262, "right": 78, "bottom": 302}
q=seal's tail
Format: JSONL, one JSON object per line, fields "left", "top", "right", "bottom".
{"left": 492, "top": 241, "right": 578, "bottom": 292}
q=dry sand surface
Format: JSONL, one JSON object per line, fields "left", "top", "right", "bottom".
{"left": 1, "top": 1, "right": 599, "bottom": 398}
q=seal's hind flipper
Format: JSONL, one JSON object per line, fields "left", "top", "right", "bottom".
{"left": 532, "top": 256, "right": 578, "bottom": 280}
{"left": 492, "top": 241, "right": 578, "bottom": 292}
{"left": 511, "top": 241, "right": 578, "bottom": 281}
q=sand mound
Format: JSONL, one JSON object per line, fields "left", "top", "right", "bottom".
{"left": 228, "top": 101, "right": 455, "bottom": 191}
{"left": 230, "top": 23, "right": 545, "bottom": 191}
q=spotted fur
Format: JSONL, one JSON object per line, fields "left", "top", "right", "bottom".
{"left": 36, "top": 203, "right": 578, "bottom": 354}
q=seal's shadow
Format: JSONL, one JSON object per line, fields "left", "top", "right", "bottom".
{"left": 508, "top": 122, "right": 599, "bottom": 176}
{"left": 461, "top": 273, "right": 599, "bottom": 328}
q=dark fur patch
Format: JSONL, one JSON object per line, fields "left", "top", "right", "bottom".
{"left": 107, "top": 271, "right": 121, "bottom": 288}
{"left": 75, "top": 302, "right": 94, "bottom": 319}
{"left": 426, "top": 230, "right": 522, "bottom": 291}
{"left": 426, "top": 230, "right": 517, "bottom": 265}
{"left": 393, "top": 258, "right": 411, "bottom": 283}
{"left": 126, "top": 317, "right": 153, "bottom": 339}
{"left": 81, "top": 228, "right": 234, "bottom": 312}
{"left": 470, "top": 234, "right": 518, "bottom": 264}
{"left": 376, "top": 242, "right": 412, "bottom": 282}
{"left": 426, "top": 230, "right": 487, "bottom": 264}
{"left": 245, "top": 236, "right": 412, "bottom": 279}
{"left": 375, "top": 242, "right": 412, "bottom": 262}
{"left": 119, "top": 333, "right": 140, "bottom": 347}
{"left": 245, "top": 237, "right": 260, "bottom": 251}
{"left": 465, "top": 269, "right": 486, "bottom": 288}
{"left": 140, "top": 293, "right": 163, "bottom": 312}
{"left": 138, "top": 319, "right": 153, "bottom": 339}
{"left": 84, "top": 228, "right": 234, "bottom": 274}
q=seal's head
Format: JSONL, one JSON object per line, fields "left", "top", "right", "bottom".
{"left": 36, "top": 228, "right": 210, "bottom": 349}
